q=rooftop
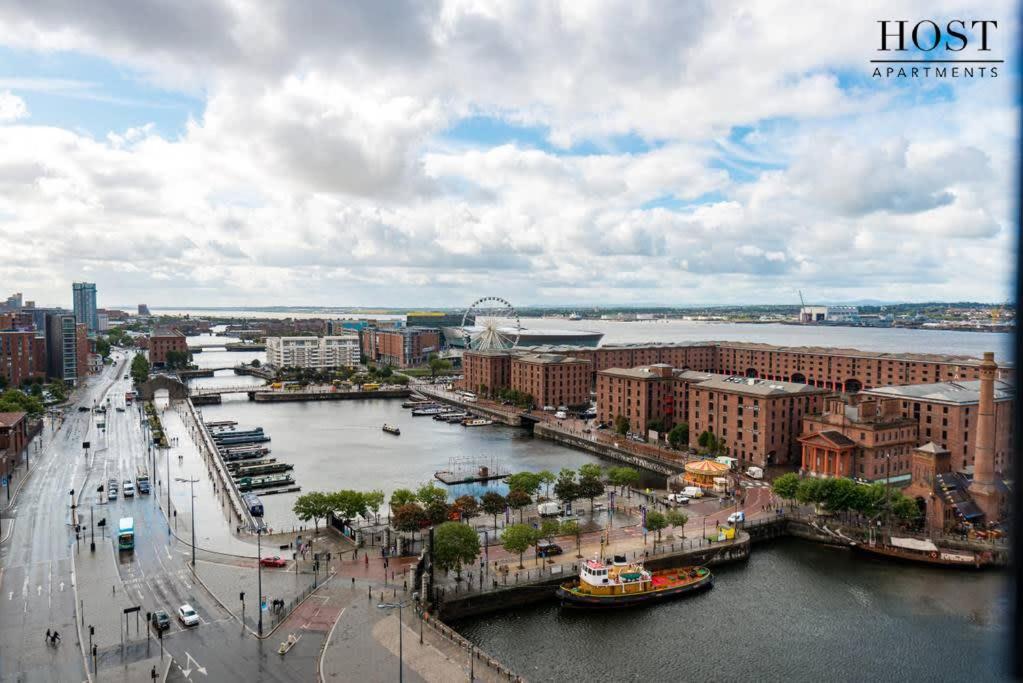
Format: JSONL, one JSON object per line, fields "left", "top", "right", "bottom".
{"left": 862, "top": 379, "right": 1014, "bottom": 405}
{"left": 514, "top": 353, "right": 591, "bottom": 365}
{"left": 0, "top": 412, "right": 26, "bottom": 427}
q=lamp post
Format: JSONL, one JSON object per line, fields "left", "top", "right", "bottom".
{"left": 377, "top": 601, "right": 408, "bottom": 683}
{"left": 175, "top": 477, "right": 199, "bottom": 569}
{"left": 257, "top": 527, "right": 263, "bottom": 636}
{"left": 165, "top": 447, "right": 171, "bottom": 530}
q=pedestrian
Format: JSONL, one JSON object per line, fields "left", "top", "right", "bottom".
{"left": 45, "top": 628, "right": 51, "bottom": 642}
{"left": 352, "top": 577, "right": 355, "bottom": 587}
{"left": 364, "top": 554, "right": 369, "bottom": 566}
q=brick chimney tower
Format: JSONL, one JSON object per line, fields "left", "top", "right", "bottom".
{"left": 968, "top": 351, "right": 1000, "bottom": 521}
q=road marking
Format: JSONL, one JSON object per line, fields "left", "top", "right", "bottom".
{"left": 60, "top": 581, "right": 65, "bottom": 591}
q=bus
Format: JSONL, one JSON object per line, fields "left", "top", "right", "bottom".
{"left": 118, "top": 517, "right": 135, "bottom": 551}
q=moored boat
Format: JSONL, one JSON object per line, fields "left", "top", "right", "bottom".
{"left": 852, "top": 536, "right": 991, "bottom": 569}
{"left": 556, "top": 555, "right": 713, "bottom": 608}
{"left": 382, "top": 423, "right": 401, "bottom": 435}
{"left": 462, "top": 418, "right": 493, "bottom": 427}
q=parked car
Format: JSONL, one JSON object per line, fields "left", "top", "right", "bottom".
{"left": 682, "top": 486, "right": 703, "bottom": 499}
{"left": 727, "top": 511, "right": 746, "bottom": 525}
{"left": 536, "top": 540, "right": 563, "bottom": 558}
{"left": 666, "top": 493, "right": 690, "bottom": 505}
{"left": 554, "top": 410, "right": 567, "bottom": 419}
{"left": 177, "top": 604, "right": 200, "bottom": 627}
{"left": 260, "top": 556, "right": 287, "bottom": 568}
{"left": 151, "top": 610, "right": 170, "bottom": 632}
{"left": 542, "top": 405, "right": 554, "bottom": 412}
{"left": 77, "top": 406, "right": 89, "bottom": 412}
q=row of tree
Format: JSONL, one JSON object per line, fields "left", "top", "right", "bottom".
{"left": 772, "top": 472, "right": 921, "bottom": 521}
{"left": 130, "top": 354, "right": 150, "bottom": 385}
{"left": 291, "top": 489, "right": 387, "bottom": 531}
{"left": 0, "top": 388, "right": 45, "bottom": 416}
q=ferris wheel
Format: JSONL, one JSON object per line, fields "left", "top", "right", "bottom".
{"left": 462, "top": 296, "right": 521, "bottom": 350}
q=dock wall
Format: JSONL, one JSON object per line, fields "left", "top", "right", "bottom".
{"left": 533, "top": 424, "right": 679, "bottom": 476}
{"left": 251, "top": 388, "right": 411, "bottom": 402}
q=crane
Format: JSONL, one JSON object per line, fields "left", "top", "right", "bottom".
{"left": 798, "top": 290, "right": 806, "bottom": 323}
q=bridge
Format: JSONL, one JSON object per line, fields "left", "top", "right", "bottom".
{"left": 189, "top": 384, "right": 268, "bottom": 397}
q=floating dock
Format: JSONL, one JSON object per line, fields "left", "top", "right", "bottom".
{"left": 433, "top": 455, "right": 508, "bottom": 486}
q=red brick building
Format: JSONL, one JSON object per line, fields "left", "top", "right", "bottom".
{"left": 0, "top": 411, "right": 27, "bottom": 478}
{"left": 799, "top": 396, "right": 919, "bottom": 482}
{"left": 0, "top": 331, "right": 46, "bottom": 386}
{"left": 510, "top": 353, "right": 592, "bottom": 408}
{"left": 75, "top": 323, "right": 90, "bottom": 380}
{"left": 596, "top": 364, "right": 676, "bottom": 435}
{"left": 148, "top": 328, "right": 188, "bottom": 367}
{"left": 860, "top": 377, "right": 1014, "bottom": 475}
{"left": 461, "top": 350, "right": 512, "bottom": 398}
{"left": 374, "top": 327, "right": 441, "bottom": 368}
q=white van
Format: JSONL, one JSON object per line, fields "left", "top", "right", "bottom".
{"left": 746, "top": 466, "right": 764, "bottom": 480}
{"left": 554, "top": 410, "right": 567, "bottom": 419}
{"left": 666, "top": 492, "right": 690, "bottom": 505}
{"left": 682, "top": 486, "right": 703, "bottom": 499}
{"left": 727, "top": 511, "right": 746, "bottom": 525}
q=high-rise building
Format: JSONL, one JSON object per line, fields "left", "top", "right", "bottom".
{"left": 45, "top": 313, "right": 79, "bottom": 383}
{"left": 266, "top": 335, "right": 360, "bottom": 370}
{"left": 138, "top": 304, "right": 151, "bottom": 316}
{"left": 72, "top": 282, "right": 98, "bottom": 333}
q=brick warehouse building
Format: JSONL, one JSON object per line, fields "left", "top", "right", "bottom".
{"left": 148, "top": 328, "right": 188, "bottom": 367}
{"left": 510, "top": 353, "right": 592, "bottom": 408}
{"left": 0, "top": 411, "right": 27, "bottom": 480}
{"left": 0, "top": 331, "right": 46, "bottom": 386}
{"left": 462, "top": 350, "right": 512, "bottom": 398}
{"left": 799, "top": 395, "right": 920, "bottom": 482}
{"left": 597, "top": 366, "right": 827, "bottom": 466}
{"left": 75, "top": 323, "right": 90, "bottom": 381}
{"left": 374, "top": 327, "right": 441, "bottom": 368}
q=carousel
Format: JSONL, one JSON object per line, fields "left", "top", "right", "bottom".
{"left": 682, "top": 459, "right": 730, "bottom": 489}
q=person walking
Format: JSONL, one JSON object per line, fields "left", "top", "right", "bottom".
{"left": 45, "top": 629, "right": 51, "bottom": 643}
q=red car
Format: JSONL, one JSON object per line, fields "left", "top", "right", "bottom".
{"left": 259, "top": 556, "right": 287, "bottom": 568}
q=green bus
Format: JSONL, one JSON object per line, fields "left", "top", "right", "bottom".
{"left": 118, "top": 517, "right": 134, "bottom": 551}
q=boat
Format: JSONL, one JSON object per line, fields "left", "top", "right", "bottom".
{"left": 382, "top": 424, "right": 401, "bottom": 435}
{"left": 402, "top": 400, "right": 434, "bottom": 408}
{"left": 232, "top": 462, "right": 295, "bottom": 477}
{"left": 412, "top": 407, "right": 448, "bottom": 416}
{"left": 568, "top": 312, "right": 582, "bottom": 321}
{"left": 556, "top": 555, "right": 713, "bottom": 608}
{"left": 462, "top": 418, "right": 493, "bottom": 427}
{"left": 236, "top": 473, "right": 295, "bottom": 491}
{"left": 852, "top": 536, "right": 991, "bottom": 568}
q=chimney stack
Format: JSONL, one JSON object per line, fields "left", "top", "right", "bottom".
{"left": 968, "top": 351, "right": 999, "bottom": 521}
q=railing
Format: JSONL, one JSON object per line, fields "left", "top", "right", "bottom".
{"left": 421, "top": 609, "right": 523, "bottom": 681}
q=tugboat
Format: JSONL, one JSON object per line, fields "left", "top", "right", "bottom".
{"left": 556, "top": 555, "right": 712, "bottom": 608}
{"left": 382, "top": 424, "right": 401, "bottom": 435}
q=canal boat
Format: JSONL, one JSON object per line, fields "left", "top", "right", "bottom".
{"left": 852, "top": 536, "right": 991, "bottom": 569}
{"left": 232, "top": 462, "right": 294, "bottom": 477}
{"left": 411, "top": 407, "right": 448, "bottom": 416}
{"left": 382, "top": 424, "right": 401, "bottom": 435}
{"left": 236, "top": 473, "right": 295, "bottom": 491}
{"left": 462, "top": 418, "right": 493, "bottom": 427}
{"left": 556, "top": 556, "right": 713, "bottom": 608}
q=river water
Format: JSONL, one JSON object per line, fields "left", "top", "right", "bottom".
{"left": 453, "top": 538, "right": 1008, "bottom": 682}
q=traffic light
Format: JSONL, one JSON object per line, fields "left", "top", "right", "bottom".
{"left": 96, "top": 484, "right": 104, "bottom": 492}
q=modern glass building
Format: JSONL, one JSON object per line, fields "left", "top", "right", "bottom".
{"left": 72, "top": 282, "right": 98, "bottom": 333}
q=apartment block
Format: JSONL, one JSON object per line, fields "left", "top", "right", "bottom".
{"left": 266, "top": 335, "right": 360, "bottom": 369}
{"left": 509, "top": 353, "right": 592, "bottom": 408}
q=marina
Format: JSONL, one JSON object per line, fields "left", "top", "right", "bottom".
{"left": 434, "top": 455, "right": 509, "bottom": 485}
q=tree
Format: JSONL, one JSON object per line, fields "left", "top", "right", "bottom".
{"left": 393, "top": 503, "right": 428, "bottom": 540}
{"left": 0, "top": 389, "right": 44, "bottom": 417}
{"left": 607, "top": 466, "right": 640, "bottom": 495}
{"left": 390, "top": 488, "right": 418, "bottom": 509}
{"left": 501, "top": 524, "right": 537, "bottom": 569}
{"left": 539, "top": 519, "right": 560, "bottom": 544}
{"left": 433, "top": 521, "right": 480, "bottom": 579}
{"left": 697, "top": 430, "right": 712, "bottom": 449}
{"left": 452, "top": 495, "right": 480, "bottom": 522}
{"left": 364, "top": 490, "right": 385, "bottom": 521}
{"left": 505, "top": 471, "right": 542, "bottom": 497}
{"left": 668, "top": 422, "right": 689, "bottom": 450}
{"left": 480, "top": 491, "right": 506, "bottom": 530}
{"left": 554, "top": 469, "right": 579, "bottom": 508}
{"left": 428, "top": 353, "right": 452, "bottom": 379}
{"left": 772, "top": 473, "right": 800, "bottom": 504}
{"left": 537, "top": 470, "right": 556, "bottom": 498}
{"left": 506, "top": 489, "right": 532, "bottom": 523}
{"left": 891, "top": 493, "right": 922, "bottom": 522}
{"left": 292, "top": 492, "right": 331, "bottom": 532}
{"left": 251, "top": 359, "right": 261, "bottom": 368}
{"left": 130, "top": 354, "right": 150, "bottom": 384}
{"left": 95, "top": 337, "right": 111, "bottom": 359}
{"left": 329, "top": 490, "right": 368, "bottom": 522}
{"left": 165, "top": 350, "right": 191, "bottom": 369}
{"left": 425, "top": 499, "right": 451, "bottom": 526}
{"left": 645, "top": 510, "right": 668, "bottom": 545}
{"left": 646, "top": 418, "right": 665, "bottom": 434}
{"left": 578, "top": 463, "right": 603, "bottom": 481}
{"left": 577, "top": 474, "right": 605, "bottom": 511}
{"left": 416, "top": 482, "right": 447, "bottom": 508}
{"left": 560, "top": 519, "right": 582, "bottom": 557}
{"left": 614, "top": 415, "right": 629, "bottom": 436}
{"left": 665, "top": 509, "right": 688, "bottom": 537}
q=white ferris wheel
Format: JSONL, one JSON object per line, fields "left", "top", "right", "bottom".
{"left": 462, "top": 296, "right": 521, "bottom": 351}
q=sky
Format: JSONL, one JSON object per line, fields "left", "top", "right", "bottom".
{"left": 0, "top": 1, "right": 1018, "bottom": 309}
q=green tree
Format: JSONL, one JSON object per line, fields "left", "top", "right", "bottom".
{"left": 577, "top": 473, "right": 605, "bottom": 511}
{"left": 578, "top": 463, "right": 603, "bottom": 481}
{"left": 292, "top": 491, "right": 332, "bottom": 532}
{"left": 506, "top": 489, "right": 532, "bottom": 523}
{"left": 667, "top": 422, "right": 689, "bottom": 449}
{"left": 665, "top": 509, "right": 688, "bottom": 537}
{"left": 891, "top": 493, "right": 922, "bottom": 522}
{"left": 645, "top": 510, "right": 668, "bottom": 544}
{"left": 95, "top": 337, "right": 111, "bottom": 359}
{"left": 614, "top": 415, "right": 629, "bottom": 436}
{"left": 537, "top": 470, "right": 557, "bottom": 498}
{"left": 416, "top": 482, "right": 448, "bottom": 508}
{"left": 772, "top": 473, "right": 800, "bottom": 504}
{"left": 164, "top": 350, "right": 191, "bottom": 369}
{"left": 539, "top": 518, "right": 560, "bottom": 545}
{"left": 560, "top": 519, "right": 582, "bottom": 557}
{"left": 505, "top": 471, "right": 543, "bottom": 497}
{"left": 251, "top": 359, "right": 261, "bottom": 368}
{"left": 433, "top": 521, "right": 480, "bottom": 579}
{"left": 0, "top": 389, "right": 44, "bottom": 417}
{"left": 607, "top": 466, "right": 640, "bottom": 494}
{"left": 501, "top": 524, "right": 537, "bottom": 569}
{"left": 364, "top": 490, "right": 385, "bottom": 521}
{"left": 480, "top": 491, "right": 506, "bottom": 530}
{"left": 393, "top": 503, "right": 427, "bottom": 541}
{"left": 130, "top": 354, "right": 150, "bottom": 384}
{"left": 554, "top": 469, "right": 579, "bottom": 507}
{"left": 328, "top": 490, "right": 368, "bottom": 522}
{"left": 452, "top": 495, "right": 480, "bottom": 522}
{"left": 428, "top": 353, "right": 453, "bottom": 379}
{"left": 698, "top": 430, "right": 712, "bottom": 449}
{"left": 390, "top": 488, "right": 418, "bottom": 509}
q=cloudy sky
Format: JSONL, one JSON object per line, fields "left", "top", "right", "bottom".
{"left": 0, "top": 1, "right": 1017, "bottom": 309}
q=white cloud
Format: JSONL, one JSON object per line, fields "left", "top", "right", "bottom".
{"left": 0, "top": 0, "right": 1016, "bottom": 306}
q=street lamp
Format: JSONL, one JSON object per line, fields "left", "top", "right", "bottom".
{"left": 175, "top": 477, "right": 199, "bottom": 569}
{"left": 257, "top": 526, "right": 263, "bottom": 636}
{"left": 377, "top": 601, "right": 408, "bottom": 683}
